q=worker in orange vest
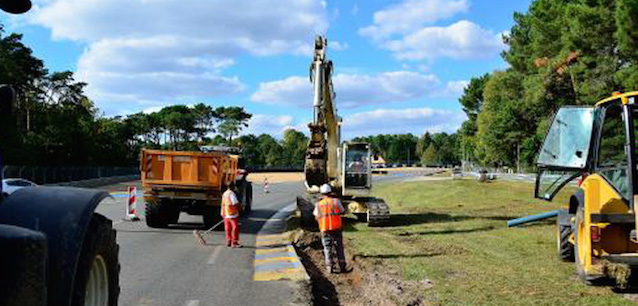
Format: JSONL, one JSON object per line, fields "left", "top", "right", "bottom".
{"left": 221, "top": 182, "right": 242, "bottom": 248}
{"left": 313, "top": 184, "right": 350, "bottom": 273}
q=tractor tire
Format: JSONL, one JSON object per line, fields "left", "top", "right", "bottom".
{"left": 71, "top": 213, "right": 120, "bottom": 306}
{"left": 166, "top": 206, "right": 180, "bottom": 225}
{"left": 557, "top": 223, "right": 574, "bottom": 262}
{"left": 574, "top": 206, "right": 607, "bottom": 285}
{"left": 145, "top": 200, "right": 168, "bottom": 228}
{"left": 354, "top": 213, "right": 367, "bottom": 222}
{"left": 244, "top": 182, "right": 253, "bottom": 213}
{"left": 203, "top": 206, "right": 222, "bottom": 229}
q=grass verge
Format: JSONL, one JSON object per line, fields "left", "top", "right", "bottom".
{"left": 343, "top": 178, "right": 633, "bottom": 305}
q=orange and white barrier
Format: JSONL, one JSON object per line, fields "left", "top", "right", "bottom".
{"left": 263, "top": 177, "right": 270, "bottom": 194}
{"left": 125, "top": 186, "right": 140, "bottom": 221}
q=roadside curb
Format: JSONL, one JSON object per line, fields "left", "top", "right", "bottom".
{"left": 253, "top": 202, "right": 310, "bottom": 282}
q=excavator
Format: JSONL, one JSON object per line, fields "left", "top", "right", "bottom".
{"left": 299, "top": 35, "right": 389, "bottom": 227}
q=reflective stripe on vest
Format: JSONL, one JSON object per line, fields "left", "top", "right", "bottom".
{"left": 222, "top": 192, "right": 238, "bottom": 216}
{"left": 317, "top": 197, "right": 342, "bottom": 232}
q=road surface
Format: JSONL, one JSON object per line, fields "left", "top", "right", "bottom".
{"left": 94, "top": 179, "right": 304, "bottom": 306}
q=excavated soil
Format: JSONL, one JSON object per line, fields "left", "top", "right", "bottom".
{"left": 292, "top": 230, "right": 431, "bottom": 306}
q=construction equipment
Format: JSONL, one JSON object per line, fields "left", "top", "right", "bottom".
{"left": 140, "top": 149, "right": 252, "bottom": 228}
{"left": 536, "top": 91, "right": 638, "bottom": 286}
{"left": 299, "top": 35, "right": 389, "bottom": 226}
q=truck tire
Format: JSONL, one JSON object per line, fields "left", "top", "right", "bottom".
{"left": 557, "top": 223, "right": 574, "bottom": 262}
{"left": 244, "top": 182, "right": 253, "bottom": 213}
{"left": 145, "top": 201, "right": 168, "bottom": 228}
{"left": 203, "top": 206, "right": 222, "bottom": 229}
{"left": 166, "top": 206, "right": 180, "bottom": 225}
{"left": 71, "top": 213, "right": 120, "bottom": 306}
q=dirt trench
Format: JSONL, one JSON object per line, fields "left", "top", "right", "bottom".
{"left": 292, "top": 230, "right": 432, "bottom": 306}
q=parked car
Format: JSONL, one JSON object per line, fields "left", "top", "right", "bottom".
{"left": 2, "top": 178, "right": 37, "bottom": 196}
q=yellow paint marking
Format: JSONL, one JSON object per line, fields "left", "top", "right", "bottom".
{"left": 255, "top": 246, "right": 289, "bottom": 254}
{"left": 254, "top": 256, "right": 299, "bottom": 264}
{"left": 256, "top": 240, "right": 288, "bottom": 247}
{"left": 256, "top": 233, "right": 288, "bottom": 240}
{"left": 253, "top": 268, "right": 308, "bottom": 281}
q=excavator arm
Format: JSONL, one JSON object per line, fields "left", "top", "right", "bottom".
{"left": 305, "top": 35, "right": 341, "bottom": 189}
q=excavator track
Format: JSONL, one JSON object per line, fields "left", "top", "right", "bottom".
{"left": 367, "top": 199, "right": 390, "bottom": 227}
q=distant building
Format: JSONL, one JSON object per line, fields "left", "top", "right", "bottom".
{"left": 371, "top": 154, "right": 386, "bottom": 168}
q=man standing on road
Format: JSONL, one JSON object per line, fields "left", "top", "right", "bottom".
{"left": 221, "top": 183, "right": 242, "bottom": 248}
{"left": 314, "top": 184, "right": 350, "bottom": 273}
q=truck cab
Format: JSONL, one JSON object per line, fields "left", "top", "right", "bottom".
{"left": 536, "top": 92, "right": 638, "bottom": 285}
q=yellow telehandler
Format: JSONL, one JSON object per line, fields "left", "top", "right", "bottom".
{"left": 537, "top": 91, "right": 638, "bottom": 285}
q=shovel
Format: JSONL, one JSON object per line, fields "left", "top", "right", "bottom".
{"left": 193, "top": 219, "right": 225, "bottom": 246}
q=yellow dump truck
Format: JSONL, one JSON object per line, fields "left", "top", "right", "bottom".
{"left": 140, "top": 149, "right": 252, "bottom": 228}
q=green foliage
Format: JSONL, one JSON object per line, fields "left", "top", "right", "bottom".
{"left": 459, "top": 0, "right": 638, "bottom": 170}
{"left": 353, "top": 133, "right": 459, "bottom": 166}
{"left": 214, "top": 106, "right": 252, "bottom": 143}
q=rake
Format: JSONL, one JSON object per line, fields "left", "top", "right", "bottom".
{"left": 192, "top": 219, "right": 225, "bottom": 246}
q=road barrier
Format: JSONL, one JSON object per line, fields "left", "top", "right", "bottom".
{"left": 124, "top": 186, "right": 140, "bottom": 221}
{"left": 2, "top": 165, "right": 138, "bottom": 185}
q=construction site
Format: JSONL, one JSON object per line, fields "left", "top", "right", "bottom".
{"left": 3, "top": 0, "right": 638, "bottom": 305}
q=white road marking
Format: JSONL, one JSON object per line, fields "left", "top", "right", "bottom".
{"left": 184, "top": 300, "right": 199, "bottom": 306}
{"left": 207, "top": 245, "right": 223, "bottom": 265}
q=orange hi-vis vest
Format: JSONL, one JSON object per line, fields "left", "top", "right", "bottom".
{"left": 222, "top": 191, "right": 238, "bottom": 217}
{"left": 316, "top": 197, "right": 342, "bottom": 232}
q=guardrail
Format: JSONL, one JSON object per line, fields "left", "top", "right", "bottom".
{"left": 2, "top": 165, "right": 139, "bottom": 185}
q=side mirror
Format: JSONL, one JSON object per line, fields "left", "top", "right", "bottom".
{"left": 0, "top": 85, "right": 15, "bottom": 115}
{"left": 0, "top": 0, "right": 32, "bottom": 14}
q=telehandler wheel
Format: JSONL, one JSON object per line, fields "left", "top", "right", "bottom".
{"left": 557, "top": 222, "right": 574, "bottom": 262}
{"left": 145, "top": 200, "right": 168, "bottom": 228}
{"left": 574, "top": 206, "right": 607, "bottom": 285}
{"left": 71, "top": 213, "right": 120, "bottom": 306}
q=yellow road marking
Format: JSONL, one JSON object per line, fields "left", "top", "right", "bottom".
{"left": 254, "top": 256, "right": 299, "bottom": 264}
{"left": 255, "top": 246, "right": 295, "bottom": 255}
{"left": 256, "top": 240, "right": 289, "bottom": 247}
{"left": 253, "top": 268, "right": 308, "bottom": 281}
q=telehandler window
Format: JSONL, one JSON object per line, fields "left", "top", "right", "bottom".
{"left": 535, "top": 106, "right": 594, "bottom": 200}
{"left": 597, "top": 102, "right": 629, "bottom": 198}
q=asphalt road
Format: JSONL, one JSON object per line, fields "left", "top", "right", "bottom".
{"left": 93, "top": 180, "right": 304, "bottom": 306}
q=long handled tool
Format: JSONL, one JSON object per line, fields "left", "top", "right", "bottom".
{"left": 193, "top": 219, "right": 225, "bottom": 246}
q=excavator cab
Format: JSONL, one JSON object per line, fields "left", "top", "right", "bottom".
{"left": 536, "top": 92, "right": 638, "bottom": 285}
{"left": 342, "top": 142, "right": 371, "bottom": 190}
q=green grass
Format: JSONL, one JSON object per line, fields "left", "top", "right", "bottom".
{"left": 345, "top": 179, "right": 632, "bottom": 305}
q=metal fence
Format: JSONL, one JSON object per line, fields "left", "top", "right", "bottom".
{"left": 2, "top": 165, "right": 139, "bottom": 185}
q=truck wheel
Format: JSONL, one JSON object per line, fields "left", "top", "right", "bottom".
{"left": 145, "top": 201, "right": 168, "bottom": 228}
{"left": 244, "top": 182, "right": 253, "bottom": 213}
{"left": 71, "top": 213, "right": 120, "bottom": 306}
{"left": 203, "top": 206, "right": 222, "bottom": 229}
{"left": 557, "top": 223, "right": 574, "bottom": 262}
{"left": 166, "top": 207, "right": 180, "bottom": 225}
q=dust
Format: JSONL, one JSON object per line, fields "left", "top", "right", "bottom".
{"left": 293, "top": 230, "right": 434, "bottom": 306}
{"left": 249, "top": 172, "right": 304, "bottom": 183}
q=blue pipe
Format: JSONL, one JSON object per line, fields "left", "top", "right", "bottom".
{"left": 507, "top": 210, "right": 560, "bottom": 227}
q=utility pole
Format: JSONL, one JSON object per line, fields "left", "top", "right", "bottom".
{"left": 516, "top": 143, "right": 521, "bottom": 173}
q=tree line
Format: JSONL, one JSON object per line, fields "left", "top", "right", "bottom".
{"left": 352, "top": 133, "right": 460, "bottom": 166}
{"left": 457, "top": 0, "right": 638, "bottom": 171}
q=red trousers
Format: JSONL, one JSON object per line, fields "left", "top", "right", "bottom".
{"left": 224, "top": 217, "right": 239, "bottom": 245}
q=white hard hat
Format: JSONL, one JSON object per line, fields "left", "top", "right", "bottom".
{"left": 320, "top": 184, "right": 332, "bottom": 194}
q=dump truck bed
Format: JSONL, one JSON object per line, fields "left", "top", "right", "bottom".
{"left": 140, "top": 149, "right": 238, "bottom": 190}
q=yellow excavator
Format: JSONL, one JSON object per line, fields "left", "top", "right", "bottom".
{"left": 536, "top": 91, "right": 638, "bottom": 285}
{"left": 299, "top": 35, "right": 389, "bottom": 226}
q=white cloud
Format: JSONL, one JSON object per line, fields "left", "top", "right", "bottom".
{"left": 342, "top": 107, "right": 465, "bottom": 138}
{"left": 244, "top": 114, "right": 307, "bottom": 137}
{"left": 359, "top": 0, "right": 468, "bottom": 40}
{"left": 28, "top": 0, "right": 329, "bottom": 114}
{"left": 385, "top": 20, "right": 505, "bottom": 60}
{"left": 251, "top": 71, "right": 466, "bottom": 108}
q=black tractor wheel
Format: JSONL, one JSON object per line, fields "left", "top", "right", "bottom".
{"left": 71, "top": 213, "right": 120, "bottom": 306}
{"left": 203, "top": 206, "right": 222, "bottom": 229}
{"left": 145, "top": 200, "right": 168, "bottom": 228}
{"left": 557, "top": 222, "right": 574, "bottom": 262}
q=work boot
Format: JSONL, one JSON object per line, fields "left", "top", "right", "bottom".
{"left": 233, "top": 243, "right": 243, "bottom": 248}
{"left": 340, "top": 265, "right": 353, "bottom": 273}
{"left": 227, "top": 241, "right": 232, "bottom": 247}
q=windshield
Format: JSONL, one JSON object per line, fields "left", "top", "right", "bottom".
{"left": 537, "top": 107, "right": 594, "bottom": 169}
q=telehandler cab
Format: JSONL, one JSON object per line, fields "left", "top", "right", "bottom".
{"left": 537, "top": 91, "right": 638, "bottom": 285}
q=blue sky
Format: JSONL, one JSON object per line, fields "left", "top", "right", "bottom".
{"left": 1, "top": 0, "right": 531, "bottom": 138}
